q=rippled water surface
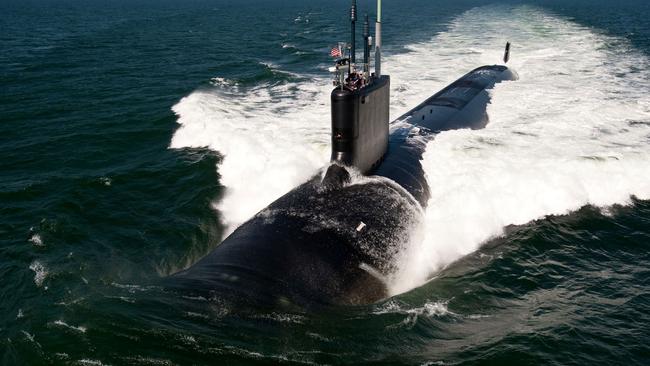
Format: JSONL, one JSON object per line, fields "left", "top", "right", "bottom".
{"left": 2, "top": 0, "right": 650, "bottom": 365}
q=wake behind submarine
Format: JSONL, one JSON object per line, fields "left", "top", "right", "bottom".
{"left": 168, "top": 0, "right": 517, "bottom": 308}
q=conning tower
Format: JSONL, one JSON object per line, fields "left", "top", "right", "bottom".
{"left": 329, "top": 0, "right": 389, "bottom": 174}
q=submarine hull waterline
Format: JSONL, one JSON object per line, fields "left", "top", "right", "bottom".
{"left": 168, "top": 65, "right": 518, "bottom": 308}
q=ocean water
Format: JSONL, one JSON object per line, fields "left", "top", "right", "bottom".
{"left": 2, "top": 0, "right": 650, "bottom": 364}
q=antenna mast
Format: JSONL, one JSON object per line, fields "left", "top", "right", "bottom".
{"left": 350, "top": 0, "right": 357, "bottom": 69}
{"left": 375, "top": 0, "right": 382, "bottom": 77}
{"left": 363, "top": 14, "right": 370, "bottom": 78}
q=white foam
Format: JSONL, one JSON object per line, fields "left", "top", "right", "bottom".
{"left": 29, "top": 233, "right": 43, "bottom": 246}
{"left": 374, "top": 299, "right": 452, "bottom": 317}
{"left": 374, "top": 300, "right": 453, "bottom": 329}
{"left": 77, "top": 360, "right": 105, "bottom": 366}
{"left": 53, "top": 320, "right": 87, "bottom": 333}
{"left": 180, "top": 334, "right": 197, "bottom": 344}
{"left": 29, "top": 260, "right": 47, "bottom": 287}
{"left": 390, "top": 5, "right": 650, "bottom": 293}
{"left": 171, "top": 80, "right": 331, "bottom": 235}
{"left": 252, "top": 312, "right": 306, "bottom": 324}
{"left": 122, "top": 356, "right": 173, "bottom": 366}
{"left": 171, "top": 5, "right": 650, "bottom": 294}
{"left": 21, "top": 330, "right": 36, "bottom": 343}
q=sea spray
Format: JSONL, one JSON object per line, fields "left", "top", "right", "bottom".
{"left": 171, "top": 5, "right": 650, "bottom": 296}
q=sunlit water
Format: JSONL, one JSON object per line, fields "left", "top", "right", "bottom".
{"left": 2, "top": 0, "right": 649, "bottom": 364}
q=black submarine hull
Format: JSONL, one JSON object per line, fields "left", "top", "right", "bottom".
{"left": 168, "top": 65, "right": 517, "bottom": 307}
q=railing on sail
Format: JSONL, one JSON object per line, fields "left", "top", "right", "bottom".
{"left": 329, "top": 0, "right": 382, "bottom": 91}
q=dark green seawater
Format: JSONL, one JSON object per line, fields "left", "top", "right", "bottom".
{"left": 2, "top": 0, "right": 650, "bottom": 365}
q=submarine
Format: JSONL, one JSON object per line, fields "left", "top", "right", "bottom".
{"left": 168, "top": 0, "right": 517, "bottom": 308}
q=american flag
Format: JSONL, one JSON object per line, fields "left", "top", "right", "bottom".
{"left": 330, "top": 45, "right": 342, "bottom": 58}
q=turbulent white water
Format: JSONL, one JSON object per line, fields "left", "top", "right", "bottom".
{"left": 389, "top": 6, "right": 650, "bottom": 294}
{"left": 171, "top": 5, "right": 650, "bottom": 295}
{"left": 170, "top": 78, "right": 331, "bottom": 232}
